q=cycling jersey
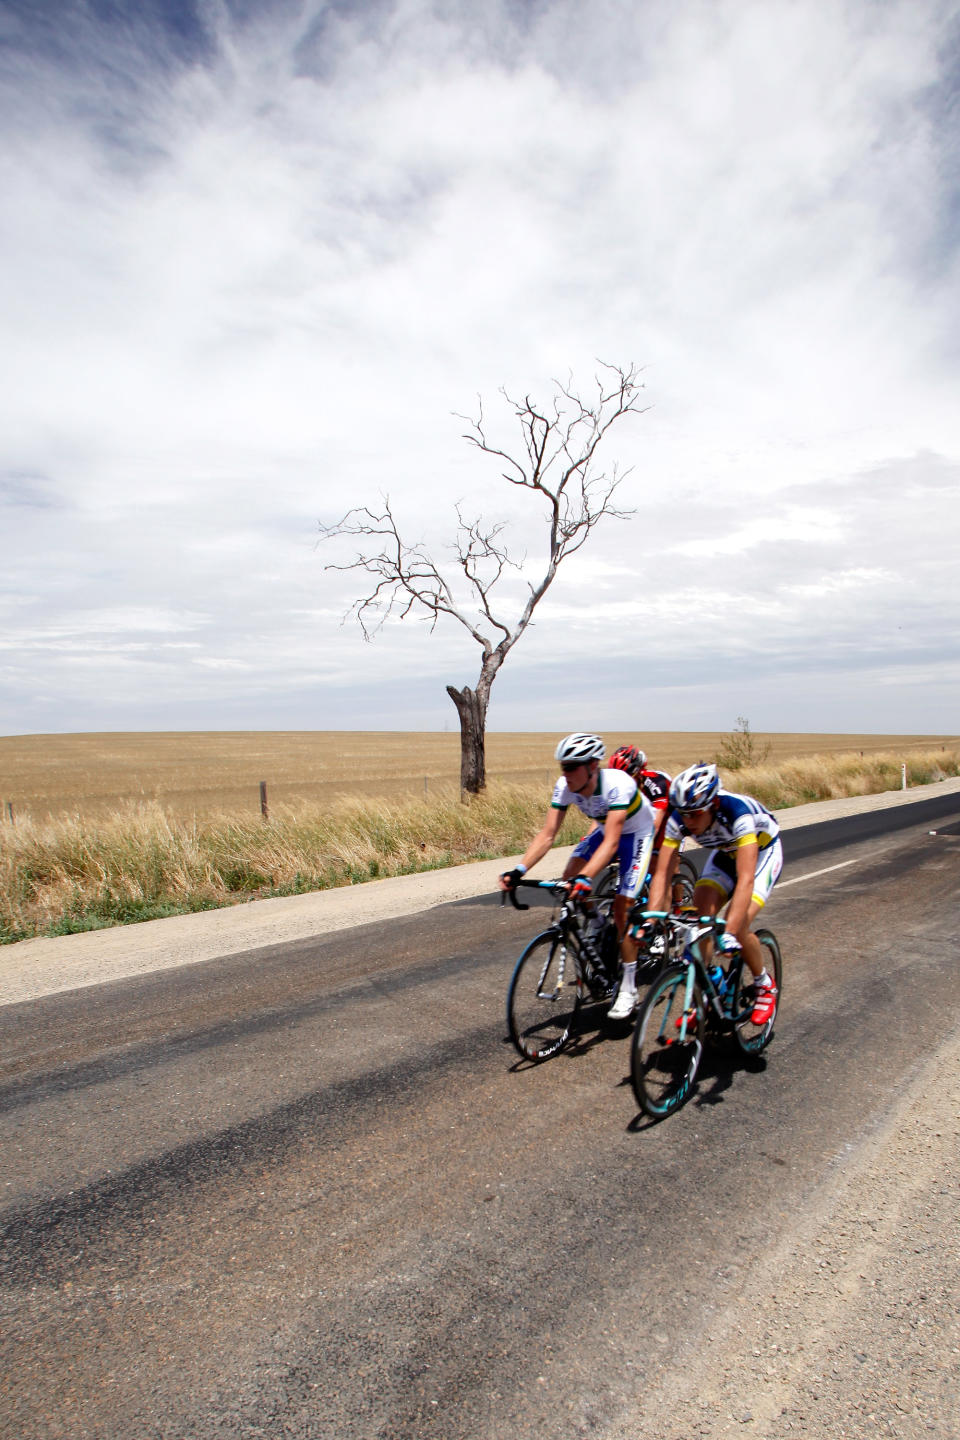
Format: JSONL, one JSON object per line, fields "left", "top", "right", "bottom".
{"left": 551, "top": 768, "right": 654, "bottom": 837}
{"left": 638, "top": 767, "right": 670, "bottom": 812}
{"left": 662, "top": 789, "right": 781, "bottom": 909}
{"left": 662, "top": 790, "right": 779, "bottom": 853}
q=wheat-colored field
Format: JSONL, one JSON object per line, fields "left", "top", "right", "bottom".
{"left": 2, "top": 729, "right": 957, "bottom": 821}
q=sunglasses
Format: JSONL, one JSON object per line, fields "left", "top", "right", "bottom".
{"left": 561, "top": 762, "right": 585, "bottom": 773}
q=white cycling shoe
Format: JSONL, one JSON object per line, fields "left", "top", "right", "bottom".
{"left": 607, "top": 984, "right": 638, "bottom": 1021}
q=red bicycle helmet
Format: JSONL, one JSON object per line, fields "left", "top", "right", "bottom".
{"left": 609, "top": 744, "right": 644, "bottom": 778}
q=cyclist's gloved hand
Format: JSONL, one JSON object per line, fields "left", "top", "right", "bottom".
{"left": 568, "top": 876, "right": 593, "bottom": 900}
{"left": 500, "top": 866, "right": 526, "bottom": 890}
{"left": 717, "top": 931, "right": 741, "bottom": 954}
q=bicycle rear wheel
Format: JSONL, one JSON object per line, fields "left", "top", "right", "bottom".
{"left": 506, "top": 932, "right": 581, "bottom": 1062}
{"left": 729, "top": 928, "right": 782, "bottom": 1056}
{"left": 630, "top": 963, "right": 704, "bottom": 1118}
{"left": 594, "top": 862, "right": 618, "bottom": 904}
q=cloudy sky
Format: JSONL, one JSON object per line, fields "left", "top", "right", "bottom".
{"left": 2, "top": 0, "right": 959, "bottom": 738}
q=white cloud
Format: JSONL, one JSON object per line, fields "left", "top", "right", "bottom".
{"left": 1, "top": 0, "right": 959, "bottom": 736}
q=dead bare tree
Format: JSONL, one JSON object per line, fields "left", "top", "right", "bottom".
{"left": 318, "top": 361, "right": 647, "bottom": 793}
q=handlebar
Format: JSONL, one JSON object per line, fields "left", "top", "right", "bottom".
{"left": 500, "top": 877, "right": 576, "bottom": 911}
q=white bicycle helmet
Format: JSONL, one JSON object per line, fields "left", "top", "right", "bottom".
{"left": 670, "top": 761, "right": 720, "bottom": 811}
{"left": 555, "top": 732, "right": 605, "bottom": 765}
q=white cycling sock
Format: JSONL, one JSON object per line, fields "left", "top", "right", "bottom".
{"left": 755, "top": 969, "right": 772, "bottom": 988}
{"left": 620, "top": 961, "right": 637, "bottom": 992}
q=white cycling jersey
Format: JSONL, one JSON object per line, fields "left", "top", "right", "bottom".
{"left": 551, "top": 768, "right": 655, "bottom": 838}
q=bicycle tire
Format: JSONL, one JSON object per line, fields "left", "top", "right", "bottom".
{"left": 506, "top": 931, "right": 581, "bottom": 1062}
{"left": 729, "top": 927, "right": 782, "bottom": 1056}
{"left": 594, "top": 863, "right": 618, "bottom": 903}
{"left": 672, "top": 855, "right": 698, "bottom": 910}
{"left": 630, "top": 963, "right": 705, "bottom": 1118}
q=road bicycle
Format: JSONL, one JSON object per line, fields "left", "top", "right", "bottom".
{"left": 503, "top": 879, "right": 621, "bottom": 1062}
{"left": 629, "top": 911, "right": 782, "bottom": 1120}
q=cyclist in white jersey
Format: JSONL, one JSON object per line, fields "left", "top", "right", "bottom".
{"left": 498, "top": 733, "right": 656, "bottom": 1020}
{"left": 644, "top": 761, "right": 782, "bottom": 1025}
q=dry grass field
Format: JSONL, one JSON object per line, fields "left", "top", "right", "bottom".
{"left": 1, "top": 730, "right": 958, "bottom": 943}
{"left": 2, "top": 729, "right": 957, "bottom": 821}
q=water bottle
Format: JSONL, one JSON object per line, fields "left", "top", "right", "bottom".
{"left": 706, "top": 963, "right": 728, "bottom": 997}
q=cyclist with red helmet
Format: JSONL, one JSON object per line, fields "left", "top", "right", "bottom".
{"left": 608, "top": 744, "right": 671, "bottom": 851}
{"left": 498, "top": 732, "right": 656, "bottom": 1019}
{"left": 644, "top": 761, "right": 782, "bottom": 1025}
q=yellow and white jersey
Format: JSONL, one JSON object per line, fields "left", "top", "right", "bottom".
{"left": 663, "top": 790, "right": 779, "bottom": 853}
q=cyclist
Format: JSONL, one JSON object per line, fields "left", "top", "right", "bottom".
{"left": 608, "top": 744, "right": 671, "bottom": 851}
{"left": 498, "top": 732, "right": 655, "bottom": 1020}
{"left": 608, "top": 743, "right": 682, "bottom": 961}
{"left": 643, "top": 761, "right": 782, "bottom": 1025}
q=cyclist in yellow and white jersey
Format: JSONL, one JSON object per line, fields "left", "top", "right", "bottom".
{"left": 498, "top": 733, "right": 656, "bottom": 1020}
{"left": 643, "top": 761, "right": 782, "bottom": 1025}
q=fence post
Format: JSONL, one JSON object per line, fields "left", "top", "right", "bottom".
{"left": 4, "top": 801, "right": 13, "bottom": 825}
{"left": 901, "top": 763, "right": 907, "bottom": 790}
{"left": 260, "top": 780, "right": 269, "bottom": 820}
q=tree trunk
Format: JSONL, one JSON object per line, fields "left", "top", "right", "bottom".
{"left": 446, "top": 684, "right": 487, "bottom": 794}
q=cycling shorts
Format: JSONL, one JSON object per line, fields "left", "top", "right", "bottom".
{"left": 697, "top": 836, "right": 783, "bottom": 909}
{"left": 571, "top": 827, "right": 655, "bottom": 900}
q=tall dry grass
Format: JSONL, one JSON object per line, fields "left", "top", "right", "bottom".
{"left": 0, "top": 785, "right": 585, "bottom": 943}
{"left": 725, "top": 747, "right": 960, "bottom": 809}
{"left": 2, "top": 748, "right": 957, "bottom": 944}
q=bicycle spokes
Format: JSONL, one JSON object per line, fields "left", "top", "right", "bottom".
{"left": 507, "top": 933, "right": 581, "bottom": 1062}
{"left": 630, "top": 966, "right": 704, "bottom": 1118}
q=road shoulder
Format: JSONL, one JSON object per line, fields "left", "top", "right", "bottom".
{"left": 609, "top": 1020, "right": 960, "bottom": 1439}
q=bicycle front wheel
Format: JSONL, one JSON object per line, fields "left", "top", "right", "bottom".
{"left": 630, "top": 963, "right": 704, "bottom": 1118}
{"left": 672, "top": 855, "right": 698, "bottom": 911}
{"left": 507, "top": 932, "right": 581, "bottom": 1062}
{"left": 730, "top": 928, "right": 783, "bottom": 1056}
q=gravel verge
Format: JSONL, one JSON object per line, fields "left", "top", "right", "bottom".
{"left": 607, "top": 1021, "right": 960, "bottom": 1440}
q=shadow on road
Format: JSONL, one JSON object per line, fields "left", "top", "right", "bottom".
{"left": 624, "top": 1039, "right": 772, "bottom": 1132}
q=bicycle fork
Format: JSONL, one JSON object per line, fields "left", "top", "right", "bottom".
{"left": 666, "top": 963, "right": 697, "bottom": 1045}
{"left": 536, "top": 932, "right": 567, "bottom": 1001}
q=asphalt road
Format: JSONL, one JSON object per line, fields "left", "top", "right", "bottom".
{"left": 2, "top": 804, "right": 959, "bottom": 1439}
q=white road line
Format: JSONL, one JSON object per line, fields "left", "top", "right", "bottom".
{"left": 778, "top": 858, "right": 860, "bottom": 888}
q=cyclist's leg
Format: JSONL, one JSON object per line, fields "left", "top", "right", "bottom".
{"left": 739, "top": 905, "right": 767, "bottom": 977}
{"left": 607, "top": 830, "right": 654, "bottom": 1018}
{"left": 691, "top": 852, "right": 733, "bottom": 964}
{"left": 615, "top": 828, "right": 654, "bottom": 946}
{"left": 738, "top": 839, "right": 783, "bottom": 978}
